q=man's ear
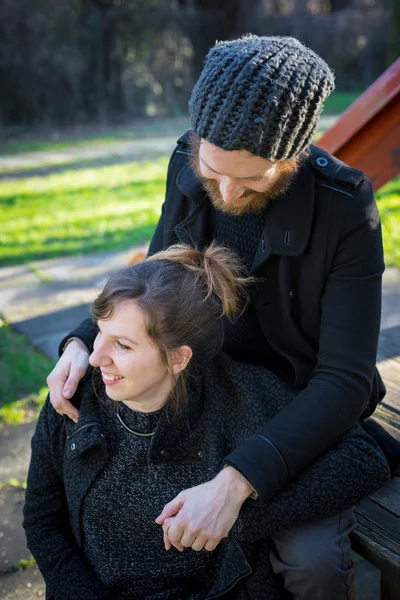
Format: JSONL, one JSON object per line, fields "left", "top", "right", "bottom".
{"left": 171, "top": 345, "right": 193, "bottom": 375}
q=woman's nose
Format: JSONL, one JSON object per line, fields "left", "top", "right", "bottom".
{"left": 89, "top": 339, "right": 113, "bottom": 368}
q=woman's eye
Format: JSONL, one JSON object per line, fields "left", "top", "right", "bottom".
{"left": 117, "top": 341, "right": 130, "bottom": 351}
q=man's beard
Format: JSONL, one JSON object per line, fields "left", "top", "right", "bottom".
{"left": 189, "top": 135, "right": 301, "bottom": 216}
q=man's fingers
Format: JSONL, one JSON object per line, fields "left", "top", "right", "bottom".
{"left": 204, "top": 539, "right": 219, "bottom": 552}
{"left": 180, "top": 529, "right": 197, "bottom": 548}
{"left": 47, "top": 344, "right": 88, "bottom": 420}
{"left": 63, "top": 376, "right": 79, "bottom": 398}
{"left": 155, "top": 495, "right": 184, "bottom": 524}
{"left": 52, "top": 394, "right": 79, "bottom": 422}
{"left": 191, "top": 537, "right": 206, "bottom": 552}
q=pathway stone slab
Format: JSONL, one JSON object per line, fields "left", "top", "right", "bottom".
{"left": 0, "top": 424, "right": 37, "bottom": 483}
{"left": 0, "top": 487, "right": 30, "bottom": 571}
{"left": 0, "top": 565, "right": 45, "bottom": 599}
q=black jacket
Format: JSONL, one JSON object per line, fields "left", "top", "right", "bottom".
{"left": 62, "top": 131, "right": 385, "bottom": 505}
{"left": 24, "top": 356, "right": 389, "bottom": 600}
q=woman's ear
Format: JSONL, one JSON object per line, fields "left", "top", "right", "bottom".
{"left": 171, "top": 345, "right": 193, "bottom": 375}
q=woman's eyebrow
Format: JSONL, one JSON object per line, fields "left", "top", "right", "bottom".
{"left": 111, "top": 335, "right": 138, "bottom": 345}
{"left": 199, "top": 156, "right": 264, "bottom": 180}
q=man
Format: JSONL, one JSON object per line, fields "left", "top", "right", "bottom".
{"left": 47, "top": 36, "right": 386, "bottom": 599}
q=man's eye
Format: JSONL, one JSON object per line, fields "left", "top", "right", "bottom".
{"left": 117, "top": 341, "right": 130, "bottom": 351}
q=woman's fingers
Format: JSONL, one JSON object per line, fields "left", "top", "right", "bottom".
{"left": 163, "top": 518, "right": 184, "bottom": 551}
{"left": 163, "top": 528, "right": 172, "bottom": 551}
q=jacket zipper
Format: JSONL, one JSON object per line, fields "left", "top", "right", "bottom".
{"left": 66, "top": 423, "right": 98, "bottom": 440}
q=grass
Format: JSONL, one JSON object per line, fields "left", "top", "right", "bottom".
{"left": 1, "top": 156, "right": 398, "bottom": 267}
{"left": 16, "top": 556, "right": 36, "bottom": 570}
{"left": 376, "top": 177, "right": 400, "bottom": 267}
{"left": 0, "top": 157, "right": 168, "bottom": 265}
{"left": 0, "top": 318, "right": 53, "bottom": 425}
{"left": 322, "top": 91, "right": 362, "bottom": 115}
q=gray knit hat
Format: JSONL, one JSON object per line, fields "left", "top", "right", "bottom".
{"left": 189, "top": 35, "right": 335, "bottom": 160}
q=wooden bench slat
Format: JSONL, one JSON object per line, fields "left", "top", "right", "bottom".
{"left": 369, "top": 477, "right": 400, "bottom": 517}
{"left": 351, "top": 528, "right": 400, "bottom": 582}
{"left": 355, "top": 502, "right": 400, "bottom": 556}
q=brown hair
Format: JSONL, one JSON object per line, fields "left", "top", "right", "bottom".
{"left": 91, "top": 243, "right": 254, "bottom": 410}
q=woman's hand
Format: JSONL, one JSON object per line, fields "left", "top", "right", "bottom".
{"left": 156, "top": 467, "right": 254, "bottom": 552}
{"left": 47, "top": 340, "right": 89, "bottom": 422}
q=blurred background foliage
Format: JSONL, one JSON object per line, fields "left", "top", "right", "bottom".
{"left": 0, "top": 0, "right": 398, "bottom": 131}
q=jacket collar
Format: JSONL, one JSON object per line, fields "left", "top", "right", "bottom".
{"left": 147, "top": 369, "right": 208, "bottom": 465}
{"left": 175, "top": 154, "right": 316, "bottom": 272}
{"left": 251, "top": 160, "right": 315, "bottom": 271}
{"left": 64, "top": 368, "right": 208, "bottom": 467}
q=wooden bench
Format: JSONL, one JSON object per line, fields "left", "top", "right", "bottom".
{"left": 352, "top": 476, "right": 400, "bottom": 599}
{"left": 352, "top": 320, "right": 400, "bottom": 600}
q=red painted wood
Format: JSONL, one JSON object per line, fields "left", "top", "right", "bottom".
{"left": 318, "top": 59, "right": 400, "bottom": 191}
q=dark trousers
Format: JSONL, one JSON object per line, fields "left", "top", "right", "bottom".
{"left": 270, "top": 507, "right": 357, "bottom": 600}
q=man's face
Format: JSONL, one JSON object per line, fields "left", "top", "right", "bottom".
{"left": 190, "top": 136, "right": 299, "bottom": 216}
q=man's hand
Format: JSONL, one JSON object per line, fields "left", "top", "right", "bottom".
{"left": 47, "top": 340, "right": 89, "bottom": 422}
{"left": 155, "top": 467, "right": 254, "bottom": 552}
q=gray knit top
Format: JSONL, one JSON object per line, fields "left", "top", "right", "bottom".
{"left": 82, "top": 397, "right": 220, "bottom": 600}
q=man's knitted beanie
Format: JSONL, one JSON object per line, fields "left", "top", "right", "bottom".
{"left": 189, "top": 35, "right": 335, "bottom": 161}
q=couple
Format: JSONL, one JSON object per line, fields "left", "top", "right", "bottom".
{"left": 24, "top": 242, "right": 389, "bottom": 600}
{"left": 24, "top": 34, "right": 396, "bottom": 600}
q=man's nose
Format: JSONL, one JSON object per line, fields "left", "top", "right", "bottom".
{"left": 219, "top": 177, "right": 244, "bottom": 203}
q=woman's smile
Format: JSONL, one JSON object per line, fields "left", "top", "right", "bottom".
{"left": 101, "top": 372, "right": 124, "bottom": 385}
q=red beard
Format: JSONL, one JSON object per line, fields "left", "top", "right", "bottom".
{"left": 189, "top": 134, "right": 301, "bottom": 216}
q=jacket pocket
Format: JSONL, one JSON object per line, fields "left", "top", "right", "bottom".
{"left": 64, "top": 423, "right": 104, "bottom": 461}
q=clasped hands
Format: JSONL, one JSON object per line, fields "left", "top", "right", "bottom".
{"left": 155, "top": 466, "right": 254, "bottom": 552}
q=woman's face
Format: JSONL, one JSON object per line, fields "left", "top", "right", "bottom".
{"left": 89, "top": 300, "right": 173, "bottom": 412}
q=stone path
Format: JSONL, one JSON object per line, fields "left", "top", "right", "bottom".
{"left": 0, "top": 137, "right": 177, "bottom": 178}
{"left": 0, "top": 115, "right": 337, "bottom": 177}
{"left": 0, "top": 249, "right": 399, "bottom": 599}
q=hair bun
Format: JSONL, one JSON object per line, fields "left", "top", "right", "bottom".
{"left": 147, "top": 242, "right": 255, "bottom": 319}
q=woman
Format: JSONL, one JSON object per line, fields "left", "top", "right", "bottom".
{"left": 23, "top": 244, "right": 389, "bottom": 600}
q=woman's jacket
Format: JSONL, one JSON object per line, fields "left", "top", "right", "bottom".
{"left": 23, "top": 354, "right": 390, "bottom": 600}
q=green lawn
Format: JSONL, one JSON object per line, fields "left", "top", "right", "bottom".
{"left": 0, "top": 158, "right": 168, "bottom": 265}
{"left": 1, "top": 158, "right": 398, "bottom": 267}
{"left": 0, "top": 319, "right": 53, "bottom": 425}
{"left": 376, "top": 177, "right": 400, "bottom": 267}
{"left": 322, "top": 91, "right": 362, "bottom": 115}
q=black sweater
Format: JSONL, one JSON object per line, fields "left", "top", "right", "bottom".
{"left": 83, "top": 398, "right": 219, "bottom": 599}
{"left": 24, "top": 355, "right": 389, "bottom": 600}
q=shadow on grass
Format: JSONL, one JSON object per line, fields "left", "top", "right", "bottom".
{"left": 0, "top": 221, "right": 157, "bottom": 267}
{"left": 0, "top": 150, "right": 171, "bottom": 181}
{"left": 0, "top": 176, "right": 165, "bottom": 209}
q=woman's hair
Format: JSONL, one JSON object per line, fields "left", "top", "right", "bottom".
{"left": 91, "top": 243, "right": 254, "bottom": 409}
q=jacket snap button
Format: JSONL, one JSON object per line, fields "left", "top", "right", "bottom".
{"left": 160, "top": 449, "right": 166, "bottom": 457}
{"left": 198, "top": 450, "right": 203, "bottom": 458}
{"left": 71, "top": 442, "right": 76, "bottom": 451}
{"left": 316, "top": 156, "right": 329, "bottom": 168}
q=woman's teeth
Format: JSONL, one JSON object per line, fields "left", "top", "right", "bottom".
{"left": 103, "top": 374, "right": 123, "bottom": 382}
